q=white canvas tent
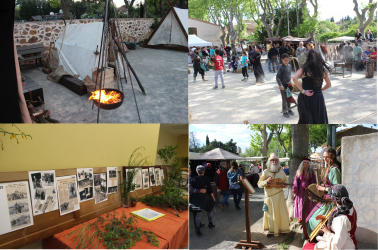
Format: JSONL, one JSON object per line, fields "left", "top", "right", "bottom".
{"left": 145, "top": 7, "right": 188, "bottom": 50}
{"left": 188, "top": 35, "right": 212, "bottom": 47}
{"left": 56, "top": 22, "right": 125, "bottom": 80}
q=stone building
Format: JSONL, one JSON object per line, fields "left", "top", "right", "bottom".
{"left": 188, "top": 17, "right": 221, "bottom": 46}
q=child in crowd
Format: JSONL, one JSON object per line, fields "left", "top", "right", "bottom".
{"left": 231, "top": 57, "right": 240, "bottom": 72}
{"left": 241, "top": 52, "right": 249, "bottom": 82}
{"left": 276, "top": 53, "right": 294, "bottom": 118}
{"left": 208, "top": 49, "right": 225, "bottom": 89}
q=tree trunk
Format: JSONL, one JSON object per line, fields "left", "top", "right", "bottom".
{"left": 353, "top": 0, "right": 377, "bottom": 38}
{"left": 260, "top": 13, "right": 274, "bottom": 38}
{"left": 61, "top": 0, "right": 72, "bottom": 20}
{"left": 287, "top": 125, "right": 309, "bottom": 219}
{"left": 143, "top": 0, "right": 147, "bottom": 18}
{"left": 159, "top": 0, "right": 163, "bottom": 18}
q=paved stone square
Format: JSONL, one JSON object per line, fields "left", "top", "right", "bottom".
{"left": 22, "top": 48, "right": 187, "bottom": 123}
{"left": 188, "top": 59, "right": 377, "bottom": 124}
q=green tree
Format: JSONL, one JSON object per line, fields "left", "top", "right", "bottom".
{"left": 188, "top": 0, "right": 209, "bottom": 21}
{"left": 206, "top": 135, "right": 210, "bottom": 146}
{"left": 240, "top": 147, "right": 260, "bottom": 157}
{"left": 19, "top": 0, "right": 38, "bottom": 20}
{"left": 353, "top": 0, "right": 377, "bottom": 37}
{"left": 69, "top": 1, "right": 87, "bottom": 19}
{"left": 199, "top": 138, "right": 238, "bottom": 154}
{"left": 330, "top": 16, "right": 334, "bottom": 22}
{"left": 47, "top": 0, "right": 60, "bottom": 8}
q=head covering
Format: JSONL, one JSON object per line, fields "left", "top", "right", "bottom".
{"left": 267, "top": 153, "right": 281, "bottom": 173}
{"left": 310, "top": 41, "right": 314, "bottom": 44}
{"left": 327, "top": 184, "right": 354, "bottom": 228}
{"left": 196, "top": 165, "right": 205, "bottom": 174}
{"left": 227, "top": 44, "right": 230, "bottom": 47}
{"left": 206, "top": 163, "right": 211, "bottom": 168}
{"left": 301, "top": 158, "right": 310, "bottom": 163}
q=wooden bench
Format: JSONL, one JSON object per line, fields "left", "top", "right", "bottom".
{"left": 17, "top": 44, "right": 47, "bottom": 65}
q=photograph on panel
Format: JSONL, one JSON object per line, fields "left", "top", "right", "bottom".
{"left": 0, "top": 181, "right": 34, "bottom": 236}
{"left": 76, "top": 168, "right": 94, "bottom": 202}
{"left": 189, "top": 124, "right": 377, "bottom": 250}
{"left": 1, "top": 0, "right": 187, "bottom": 124}
{"left": 28, "top": 170, "right": 58, "bottom": 215}
{"left": 188, "top": 0, "right": 377, "bottom": 124}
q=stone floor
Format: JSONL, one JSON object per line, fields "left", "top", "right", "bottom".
{"left": 188, "top": 183, "right": 305, "bottom": 250}
{"left": 22, "top": 48, "right": 187, "bottom": 123}
{"left": 188, "top": 59, "right": 377, "bottom": 124}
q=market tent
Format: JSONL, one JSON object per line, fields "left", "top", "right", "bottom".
{"left": 282, "top": 35, "right": 312, "bottom": 44}
{"left": 197, "top": 148, "right": 245, "bottom": 160}
{"left": 145, "top": 7, "right": 188, "bottom": 50}
{"left": 328, "top": 36, "right": 355, "bottom": 42}
{"left": 188, "top": 35, "right": 212, "bottom": 47}
{"left": 264, "top": 37, "right": 282, "bottom": 43}
{"left": 189, "top": 152, "right": 200, "bottom": 159}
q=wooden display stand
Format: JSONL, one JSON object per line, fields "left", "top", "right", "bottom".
{"left": 235, "top": 178, "right": 265, "bottom": 249}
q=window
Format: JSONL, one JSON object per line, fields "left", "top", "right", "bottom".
{"left": 189, "top": 27, "right": 197, "bottom": 35}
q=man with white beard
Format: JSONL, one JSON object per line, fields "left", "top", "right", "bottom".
{"left": 257, "top": 153, "right": 290, "bottom": 237}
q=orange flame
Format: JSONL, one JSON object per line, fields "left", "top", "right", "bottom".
{"left": 89, "top": 90, "right": 121, "bottom": 104}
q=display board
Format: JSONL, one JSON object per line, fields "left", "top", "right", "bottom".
{"left": 107, "top": 167, "right": 118, "bottom": 194}
{"left": 76, "top": 168, "right": 94, "bottom": 203}
{"left": 56, "top": 175, "right": 80, "bottom": 216}
{"left": 0, "top": 181, "right": 34, "bottom": 236}
{"left": 94, "top": 173, "right": 108, "bottom": 204}
{"left": 28, "top": 170, "right": 58, "bottom": 215}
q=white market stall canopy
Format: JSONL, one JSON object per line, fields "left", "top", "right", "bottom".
{"left": 197, "top": 148, "right": 245, "bottom": 160}
{"left": 189, "top": 35, "right": 212, "bottom": 47}
{"left": 328, "top": 36, "right": 355, "bottom": 42}
{"left": 189, "top": 152, "right": 201, "bottom": 159}
{"left": 146, "top": 7, "right": 188, "bottom": 48}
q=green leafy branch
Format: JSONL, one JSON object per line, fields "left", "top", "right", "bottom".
{"left": 60, "top": 211, "right": 159, "bottom": 249}
{"left": 0, "top": 124, "right": 32, "bottom": 150}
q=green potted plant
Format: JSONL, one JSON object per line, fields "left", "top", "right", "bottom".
{"left": 130, "top": 196, "right": 138, "bottom": 207}
{"left": 122, "top": 168, "right": 137, "bottom": 208}
{"left": 122, "top": 147, "right": 150, "bottom": 208}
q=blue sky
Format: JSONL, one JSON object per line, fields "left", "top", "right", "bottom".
{"left": 190, "top": 124, "right": 378, "bottom": 153}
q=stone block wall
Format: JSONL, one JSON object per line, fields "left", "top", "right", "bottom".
{"left": 341, "top": 132, "right": 378, "bottom": 246}
{"left": 13, "top": 18, "right": 159, "bottom": 66}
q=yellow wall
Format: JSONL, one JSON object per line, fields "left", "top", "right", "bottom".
{"left": 177, "top": 134, "right": 188, "bottom": 159}
{"left": 155, "top": 127, "right": 179, "bottom": 165}
{"left": 0, "top": 124, "right": 161, "bottom": 172}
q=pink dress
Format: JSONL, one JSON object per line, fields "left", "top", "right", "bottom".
{"left": 293, "top": 170, "right": 316, "bottom": 220}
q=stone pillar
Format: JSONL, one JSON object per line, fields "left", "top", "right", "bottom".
{"left": 341, "top": 132, "right": 378, "bottom": 247}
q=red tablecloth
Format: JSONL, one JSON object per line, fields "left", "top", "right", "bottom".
{"left": 43, "top": 203, "right": 188, "bottom": 249}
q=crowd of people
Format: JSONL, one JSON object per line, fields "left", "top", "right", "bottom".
{"left": 189, "top": 146, "right": 358, "bottom": 250}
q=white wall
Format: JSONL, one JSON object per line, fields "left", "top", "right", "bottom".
{"left": 188, "top": 18, "right": 221, "bottom": 46}
{"left": 342, "top": 132, "right": 378, "bottom": 246}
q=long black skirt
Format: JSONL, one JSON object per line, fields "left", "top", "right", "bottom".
{"left": 297, "top": 92, "right": 328, "bottom": 124}
{"left": 253, "top": 62, "right": 265, "bottom": 82}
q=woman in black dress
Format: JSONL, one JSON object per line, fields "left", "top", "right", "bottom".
{"left": 190, "top": 165, "right": 215, "bottom": 236}
{"left": 293, "top": 50, "right": 332, "bottom": 124}
{"left": 253, "top": 46, "right": 265, "bottom": 85}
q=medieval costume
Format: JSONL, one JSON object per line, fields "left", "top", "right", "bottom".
{"left": 293, "top": 159, "right": 316, "bottom": 222}
{"left": 253, "top": 52, "right": 265, "bottom": 83}
{"left": 303, "top": 185, "right": 357, "bottom": 250}
{"left": 257, "top": 153, "right": 290, "bottom": 236}
{"left": 297, "top": 76, "right": 328, "bottom": 124}
{"left": 306, "top": 164, "right": 341, "bottom": 237}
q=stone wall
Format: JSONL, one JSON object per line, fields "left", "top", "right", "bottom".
{"left": 341, "top": 132, "right": 378, "bottom": 246}
{"left": 13, "top": 18, "right": 159, "bottom": 66}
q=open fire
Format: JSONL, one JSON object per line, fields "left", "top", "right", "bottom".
{"left": 89, "top": 90, "right": 122, "bottom": 104}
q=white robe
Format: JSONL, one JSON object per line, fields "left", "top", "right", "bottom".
{"left": 314, "top": 209, "right": 356, "bottom": 250}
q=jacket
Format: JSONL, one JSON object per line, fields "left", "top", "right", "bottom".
{"left": 215, "top": 167, "right": 229, "bottom": 190}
